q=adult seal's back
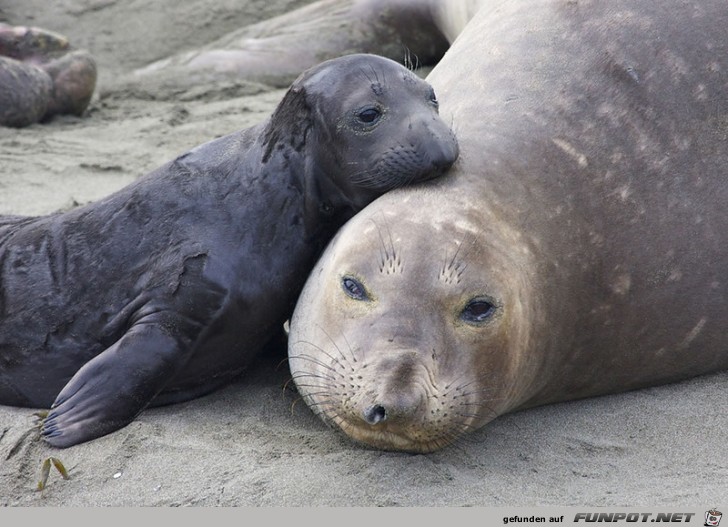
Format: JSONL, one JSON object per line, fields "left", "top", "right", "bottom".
{"left": 0, "top": 53, "right": 458, "bottom": 448}
{"left": 288, "top": 1, "right": 728, "bottom": 452}
{"left": 132, "top": 0, "right": 484, "bottom": 89}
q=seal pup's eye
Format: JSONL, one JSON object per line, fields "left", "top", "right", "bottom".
{"left": 342, "top": 276, "right": 369, "bottom": 301}
{"left": 319, "top": 201, "right": 334, "bottom": 216}
{"left": 356, "top": 107, "right": 382, "bottom": 124}
{"left": 428, "top": 87, "right": 439, "bottom": 109}
{"left": 460, "top": 298, "right": 496, "bottom": 324}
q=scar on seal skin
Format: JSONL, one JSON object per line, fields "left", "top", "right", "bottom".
{"left": 0, "top": 24, "right": 97, "bottom": 127}
{"left": 0, "top": 53, "right": 458, "bottom": 448}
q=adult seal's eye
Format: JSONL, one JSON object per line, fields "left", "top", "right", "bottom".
{"left": 356, "top": 107, "right": 381, "bottom": 124}
{"left": 460, "top": 298, "right": 496, "bottom": 324}
{"left": 342, "top": 276, "right": 369, "bottom": 301}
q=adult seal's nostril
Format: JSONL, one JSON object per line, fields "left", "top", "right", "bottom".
{"left": 363, "top": 405, "right": 387, "bottom": 425}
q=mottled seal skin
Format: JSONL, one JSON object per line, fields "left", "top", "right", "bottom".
{"left": 0, "top": 53, "right": 458, "bottom": 448}
{"left": 288, "top": 1, "right": 728, "bottom": 453}
{"left": 0, "top": 24, "right": 96, "bottom": 127}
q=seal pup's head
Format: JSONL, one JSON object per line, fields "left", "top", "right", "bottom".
{"left": 263, "top": 53, "right": 459, "bottom": 219}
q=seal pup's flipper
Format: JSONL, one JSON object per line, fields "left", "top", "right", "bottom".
{"left": 40, "top": 254, "right": 225, "bottom": 448}
{"left": 40, "top": 322, "right": 196, "bottom": 448}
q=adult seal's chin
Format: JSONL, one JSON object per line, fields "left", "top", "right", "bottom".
{"left": 338, "top": 423, "right": 455, "bottom": 454}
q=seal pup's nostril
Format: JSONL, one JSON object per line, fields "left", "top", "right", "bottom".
{"left": 363, "top": 405, "right": 387, "bottom": 425}
{"left": 432, "top": 151, "right": 457, "bottom": 171}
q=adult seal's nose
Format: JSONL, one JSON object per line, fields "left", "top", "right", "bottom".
{"left": 359, "top": 386, "right": 425, "bottom": 427}
{"left": 363, "top": 404, "right": 387, "bottom": 425}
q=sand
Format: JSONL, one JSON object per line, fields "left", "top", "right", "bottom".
{"left": 1, "top": 0, "right": 726, "bottom": 507}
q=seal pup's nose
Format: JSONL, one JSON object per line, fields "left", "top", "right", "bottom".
{"left": 423, "top": 121, "right": 459, "bottom": 176}
{"left": 432, "top": 139, "right": 459, "bottom": 171}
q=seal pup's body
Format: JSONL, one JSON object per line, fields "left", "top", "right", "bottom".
{"left": 0, "top": 53, "right": 458, "bottom": 448}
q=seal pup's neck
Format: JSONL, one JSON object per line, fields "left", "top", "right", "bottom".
{"left": 260, "top": 84, "right": 358, "bottom": 243}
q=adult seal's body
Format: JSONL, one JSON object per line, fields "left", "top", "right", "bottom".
{"left": 288, "top": 1, "right": 728, "bottom": 453}
{"left": 0, "top": 53, "right": 458, "bottom": 448}
{"left": 0, "top": 24, "right": 96, "bottom": 127}
{"left": 132, "top": 0, "right": 484, "bottom": 89}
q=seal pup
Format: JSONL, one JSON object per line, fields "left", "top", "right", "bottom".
{"left": 0, "top": 53, "right": 458, "bottom": 448}
{"left": 0, "top": 24, "right": 96, "bottom": 127}
{"left": 288, "top": 1, "right": 728, "bottom": 453}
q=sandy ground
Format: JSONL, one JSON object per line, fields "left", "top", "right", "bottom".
{"left": 1, "top": 0, "right": 726, "bottom": 507}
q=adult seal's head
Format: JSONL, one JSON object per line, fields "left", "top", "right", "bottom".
{"left": 288, "top": 189, "right": 538, "bottom": 453}
{"left": 265, "top": 53, "right": 458, "bottom": 222}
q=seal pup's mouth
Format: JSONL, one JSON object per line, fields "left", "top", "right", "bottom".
{"left": 349, "top": 130, "right": 459, "bottom": 193}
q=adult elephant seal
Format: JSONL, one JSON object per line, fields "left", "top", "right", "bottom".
{"left": 132, "top": 0, "right": 485, "bottom": 89}
{"left": 0, "top": 24, "right": 96, "bottom": 127}
{"left": 288, "top": 1, "right": 728, "bottom": 453}
{"left": 0, "top": 53, "right": 458, "bottom": 448}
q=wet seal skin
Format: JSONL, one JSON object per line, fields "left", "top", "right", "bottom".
{"left": 0, "top": 53, "right": 458, "bottom": 448}
{"left": 288, "top": 1, "right": 728, "bottom": 453}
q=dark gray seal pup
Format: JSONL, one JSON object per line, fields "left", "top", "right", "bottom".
{"left": 0, "top": 24, "right": 96, "bottom": 127}
{"left": 0, "top": 53, "right": 458, "bottom": 448}
{"left": 288, "top": 1, "right": 728, "bottom": 453}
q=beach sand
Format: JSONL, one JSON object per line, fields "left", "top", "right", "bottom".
{"left": 1, "top": 0, "right": 726, "bottom": 507}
